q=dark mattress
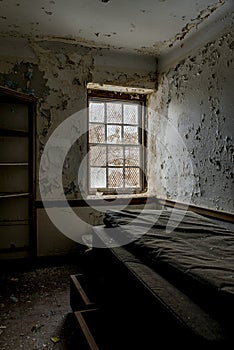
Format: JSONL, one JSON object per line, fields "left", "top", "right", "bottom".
{"left": 103, "top": 208, "right": 234, "bottom": 320}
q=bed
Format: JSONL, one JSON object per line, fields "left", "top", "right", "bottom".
{"left": 90, "top": 208, "right": 234, "bottom": 346}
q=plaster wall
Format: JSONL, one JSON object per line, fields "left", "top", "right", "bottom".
{"left": 1, "top": 24, "right": 233, "bottom": 257}
{"left": 152, "top": 25, "right": 234, "bottom": 213}
{"left": 0, "top": 38, "right": 157, "bottom": 255}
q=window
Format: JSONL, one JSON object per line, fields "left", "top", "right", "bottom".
{"left": 88, "top": 90, "right": 146, "bottom": 194}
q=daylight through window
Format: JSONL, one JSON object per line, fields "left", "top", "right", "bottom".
{"left": 88, "top": 93, "right": 145, "bottom": 194}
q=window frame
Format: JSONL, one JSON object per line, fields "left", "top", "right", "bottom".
{"left": 87, "top": 89, "right": 147, "bottom": 195}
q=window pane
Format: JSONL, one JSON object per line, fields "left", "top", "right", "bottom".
{"left": 89, "top": 146, "right": 106, "bottom": 166}
{"left": 125, "top": 168, "right": 140, "bottom": 188}
{"left": 123, "top": 126, "right": 138, "bottom": 144}
{"left": 108, "top": 146, "right": 123, "bottom": 166}
{"left": 107, "top": 125, "right": 122, "bottom": 143}
{"left": 107, "top": 103, "right": 122, "bottom": 123}
{"left": 89, "top": 102, "right": 105, "bottom": 123}
{"left": 123, "top": 104, "right": 139, "bottom": 125}
{"left": 89, "top": 124, "right": 105, "bottom": 143}
{"left": 88, "top": 95, "right": 144, "bottom": 193}
{"left": 125, "top": 146, "right": 140, "bottom": 166}
{"left": 90, "top": 167, "right": 106, "bottom": 188}
{"left": 108, "top": 168, "right": 123, "bottom": 188}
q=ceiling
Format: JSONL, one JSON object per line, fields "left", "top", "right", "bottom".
{"left": 0, "top": 0, "right": 232, "bottom": 56}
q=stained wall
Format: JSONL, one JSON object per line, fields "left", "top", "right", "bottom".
{"left": 151, "top": 25, "right": 234, "bottom": 213}
{"left": 1, "top": 22, "right": 233, "bottom": 256}
{"left": 0, "top": 38, "right": 157, "bottom": 255}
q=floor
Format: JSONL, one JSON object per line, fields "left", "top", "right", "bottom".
{"left": 0, "top": 257, "right": 84, "bottom": 350}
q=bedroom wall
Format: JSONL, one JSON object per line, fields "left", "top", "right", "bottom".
{"left": 0, "top": 38, "right": 157, "bottom": 255}
{"left": 1, "top": 23, "right": 233, "bottom": 257}
{"left": 151, "top": 24, "right": 234, "bottom": 214}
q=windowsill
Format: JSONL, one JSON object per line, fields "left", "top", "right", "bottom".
{"left": 36, "top": 191, "right": 152, "bottom": 203}
{"left": 35, "top": 192, "right": 156, "bottom": 208}
{"left": 85, "top": 192, "right": 151, "bottom": 201}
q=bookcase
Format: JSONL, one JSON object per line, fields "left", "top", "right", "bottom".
{"left": 0, "top": 86, "right": 36, "bottom": 260}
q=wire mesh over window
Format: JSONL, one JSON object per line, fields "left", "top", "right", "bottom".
{"left": 88, "top": 97, "right": 144, "bottom": 193}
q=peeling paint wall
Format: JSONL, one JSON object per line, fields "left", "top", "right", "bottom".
{"left": 0, "top": 38, "right": 156, "bottom": 199}
{"left": 0, "top": 38, "right": 157, "bottom": 255}
{"left": 152, "top": 25, "right": 234, "bottom": 213}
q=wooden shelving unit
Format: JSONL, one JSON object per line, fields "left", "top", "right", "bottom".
{"left": 0, "top": 86, "right": 36, "bottom": 260}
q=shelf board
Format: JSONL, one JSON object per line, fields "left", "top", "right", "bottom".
{"left": 0, "top": 128, "right": 29, "bottom": 137}
{"left": 0, "top": 246, "right": 29, "bottom": 254}
{"left": 0, "top": 163, "right": 28, "bottom": 166}
{"left": 0, "top": 220, "right": 29, "bottom": 226}
{"left": 0, "top": 85, "right": 37, "bottom": 103}
{"left": 0, "top": 192, "right": 29, "bottom": 198}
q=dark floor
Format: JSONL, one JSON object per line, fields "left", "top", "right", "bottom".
{"left": 0, "top": 257, "right": 84, "bottom": 350}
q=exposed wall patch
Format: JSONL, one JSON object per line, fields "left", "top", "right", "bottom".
{"left": 168, "top": 0, "right": 226, "bottom": 48}
{"left": 152, "top": 25, "right": 234, "bottom": 213}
